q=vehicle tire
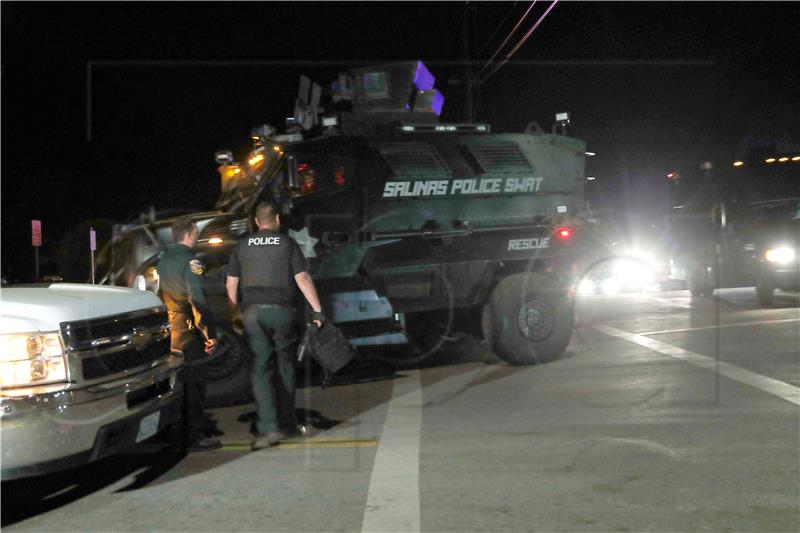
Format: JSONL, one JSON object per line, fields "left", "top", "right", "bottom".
{"left": 482, "top": 273, "right": 574, "bottom": 365}
{"left": 756, "top": 272, "right": 775, "bottom": 306}
{"left": 203, "top": 328, "right": 254, "bottom": 407}
{"left": 689, "top": 268, "right": 713, "bottom": 298}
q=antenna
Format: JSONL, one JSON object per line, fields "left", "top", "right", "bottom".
{"left": 294, "top": 75, "right": 323, "bottom": 131}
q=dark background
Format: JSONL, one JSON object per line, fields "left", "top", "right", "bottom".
{"left": 2, "top": 1, "right": 799, "bottom": 282}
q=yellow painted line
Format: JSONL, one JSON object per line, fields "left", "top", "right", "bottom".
{"left": 214, "top": 439, "right": 378, "bottom": 452}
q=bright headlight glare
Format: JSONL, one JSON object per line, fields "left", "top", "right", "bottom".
{"left": 577, "top": 279, "right": 595, "bottom": 295}
{"left": 601, "top": 278, "right": 622, "bottom": 295}
{"left": 0, "top": 332, "right": 67, "bottom": 388}
{"left": 613, "top": 257, "right": 654, "bottom": 284}
{"left": 765, "top": 247, "right": 795, "bottom": 264}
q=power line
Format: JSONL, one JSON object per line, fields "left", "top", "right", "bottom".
{"left": 478, "top": 0, "right": 559, "bottom": 84}
{"left": 477, "top": 1, "right": 519, "bottom": 56}
{"left": 506, "top": 0, "right": 559, "bottom": 58}
{"left": 476, "top": 1, "right": 538, "bottom": 80}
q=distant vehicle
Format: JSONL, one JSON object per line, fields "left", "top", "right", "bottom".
{"left": 0, "top": 284, "right": 182, "bottom": 480}
{"left": 97, "top": 61, "right": 598, "bottom": 405}
{"left": 576, "top": 216, "right": 673, "bottom": 296}
{"left": 667, "top": 151, "right": 800, "bottom": 304}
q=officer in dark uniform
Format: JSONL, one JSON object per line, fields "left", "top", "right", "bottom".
{"left": 225, "top": 202, "right": 324, "bottom": 451}
{"left": 156, "top": 217, "right": 222, "bottom": 452}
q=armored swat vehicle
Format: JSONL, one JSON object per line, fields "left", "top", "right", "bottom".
{"left": 98, "top": 61, "right": 592, "bottom": 405}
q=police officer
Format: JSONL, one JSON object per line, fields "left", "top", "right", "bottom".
{"left": 225, "top": 202, "right": 324, "bottom": 451}
{"left": 156, "top": 217, "right": 222, "bottom": 452}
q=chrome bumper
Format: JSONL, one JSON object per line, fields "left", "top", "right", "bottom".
{"left": 0, "top": 362, "right": 183, "bottom": 480}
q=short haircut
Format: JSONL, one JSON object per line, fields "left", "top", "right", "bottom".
{"left": 255, "top": 202, "right": 279, "bottom": 224}
{"left": 172, "top": 217, "right": 197, "bottom": 242}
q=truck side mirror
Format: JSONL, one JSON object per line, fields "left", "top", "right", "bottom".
{"left": 710, "top": 203, "right": 726, "bottom": 228}
{"left": 286, "top": 155, "right": 299, "bottom": 189}
{"left": 215, "top": 151, "right": 234, "bottom": 165}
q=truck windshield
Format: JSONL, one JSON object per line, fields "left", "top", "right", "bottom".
{"left": 671, "top": 161, "right": 799, "bottom": 211}
{"left": 750, "top": 199, "right": 800, "bottom": 223}
{"left": 215, "top": 149, "right": 282, "bottom": 212}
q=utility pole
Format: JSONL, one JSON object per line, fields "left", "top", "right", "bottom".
{"left": 31, "top": 220, "right": 42, "bottom": 282}
{"left": 90, "top": 227, "right": 97, "bottom": 284}
{"left": 462, "top": 2, "right": 477, "bottom": 122}
{"left": 447, "top": 2, "right": 480, "bottom": 122}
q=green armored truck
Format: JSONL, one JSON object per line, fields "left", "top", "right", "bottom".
{"left": 98, "top": 61, "right": 593, "bottom": 405}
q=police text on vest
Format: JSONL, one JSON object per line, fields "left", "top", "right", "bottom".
{"left": 249, "top": 236, "right": 281, "bottom": 245}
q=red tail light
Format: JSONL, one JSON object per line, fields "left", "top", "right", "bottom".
{"left": 298, "top": 163, "right": 316, "bottom": 194}
{"left": 556, "top": 227, "right": 573, "bottom": 239}
{"left": 335, "top": 167, "right": 346, "bottom": 186}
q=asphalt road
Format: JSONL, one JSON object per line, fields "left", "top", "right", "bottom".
{"left": 3, "top": 288, "right": 798, "bottom": 532}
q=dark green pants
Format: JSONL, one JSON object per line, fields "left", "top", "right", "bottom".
{"left": 168, "top": 312, "right": 208, "bottom": 442}
{"left": 242, "top": 304, "right": 299, "bottom": 435}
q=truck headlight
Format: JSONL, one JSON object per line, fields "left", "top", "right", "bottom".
{"left": 0, "top": 332, "right": 68, "bottom": 388}
{"left": 765, "top": 247, "right": 796, "bottom": 264}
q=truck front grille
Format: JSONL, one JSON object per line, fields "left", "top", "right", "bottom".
{"left": 81, "top": 337, "right": 170, "bottom": 380}
{"left": 63, "top": 309, "right": 167, "bottom": 347}
{"left": 61, "top": 308, "right": 171, "bottom": 382}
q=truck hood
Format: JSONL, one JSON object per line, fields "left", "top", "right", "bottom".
{"left": 0, "top": 284, "right": 164, "bottom": 333}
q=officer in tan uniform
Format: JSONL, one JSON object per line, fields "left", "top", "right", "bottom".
{"left": 156, "top": 217, "right": 221, "bottom": 451}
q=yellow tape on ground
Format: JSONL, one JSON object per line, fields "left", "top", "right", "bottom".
{"left": 215, "top": 439, "right": 379, "bottom": 452}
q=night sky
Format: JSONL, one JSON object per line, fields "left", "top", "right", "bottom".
{"left": 2, "top": 1, "right": 799, "bottom": 282}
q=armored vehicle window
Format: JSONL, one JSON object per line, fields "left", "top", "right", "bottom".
{"left": 462, "top": 141, "right": 533, "bottom": 174}
{"left": 379, "top": 142, "right": 452, "bottom": 178}
{"left": 285, "top": 152, "right": 358, "bottom": 199}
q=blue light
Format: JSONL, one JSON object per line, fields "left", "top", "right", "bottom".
{"left": 431, "top": 90, "right": 444, "bottom": 116}
{"left": 414, "top": 61, "right": 435, "bottom": 91}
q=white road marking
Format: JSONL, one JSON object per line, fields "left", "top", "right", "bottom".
{"left": 651, "top": 296, "right": 692, "bottom": 308}
{"left": 360, "top": 364, "right": 507, "bottom": 533}
{"left": 362, "top": 369, "right": 423, "bottom": 533}
{"left": 595, "top": 325, "right": 800, "bottom": 406}
{"left": 637, "top": 317, "right": 800, "bottom": 336}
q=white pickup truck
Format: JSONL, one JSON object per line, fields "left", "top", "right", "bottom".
{"left": 0, "top": 283, "right": 183, "bottom": 480}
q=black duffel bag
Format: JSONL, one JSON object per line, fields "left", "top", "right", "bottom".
{"left": 297, "top": 321, "right": 357, "bottom": 376}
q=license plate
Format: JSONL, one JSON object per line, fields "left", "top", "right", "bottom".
{"left": 136, "top": 411, "right": 161, "bottom": 443}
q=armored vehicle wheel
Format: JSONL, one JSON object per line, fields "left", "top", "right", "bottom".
{"left": 203, "top": 328, "right": 253, "bottom": 407}
{"left": 482, "top": 273, "right": 573, "bottom": 365}
{"left": 756, "top": 273, "right": 775, "bottom": 306}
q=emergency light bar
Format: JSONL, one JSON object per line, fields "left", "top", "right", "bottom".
{"left": 396, "top": 123, "right": 491, "bottom": 133}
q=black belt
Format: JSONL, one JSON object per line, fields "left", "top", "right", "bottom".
{"left": 245, "top": 303, "right": 293, "bottom": 310}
